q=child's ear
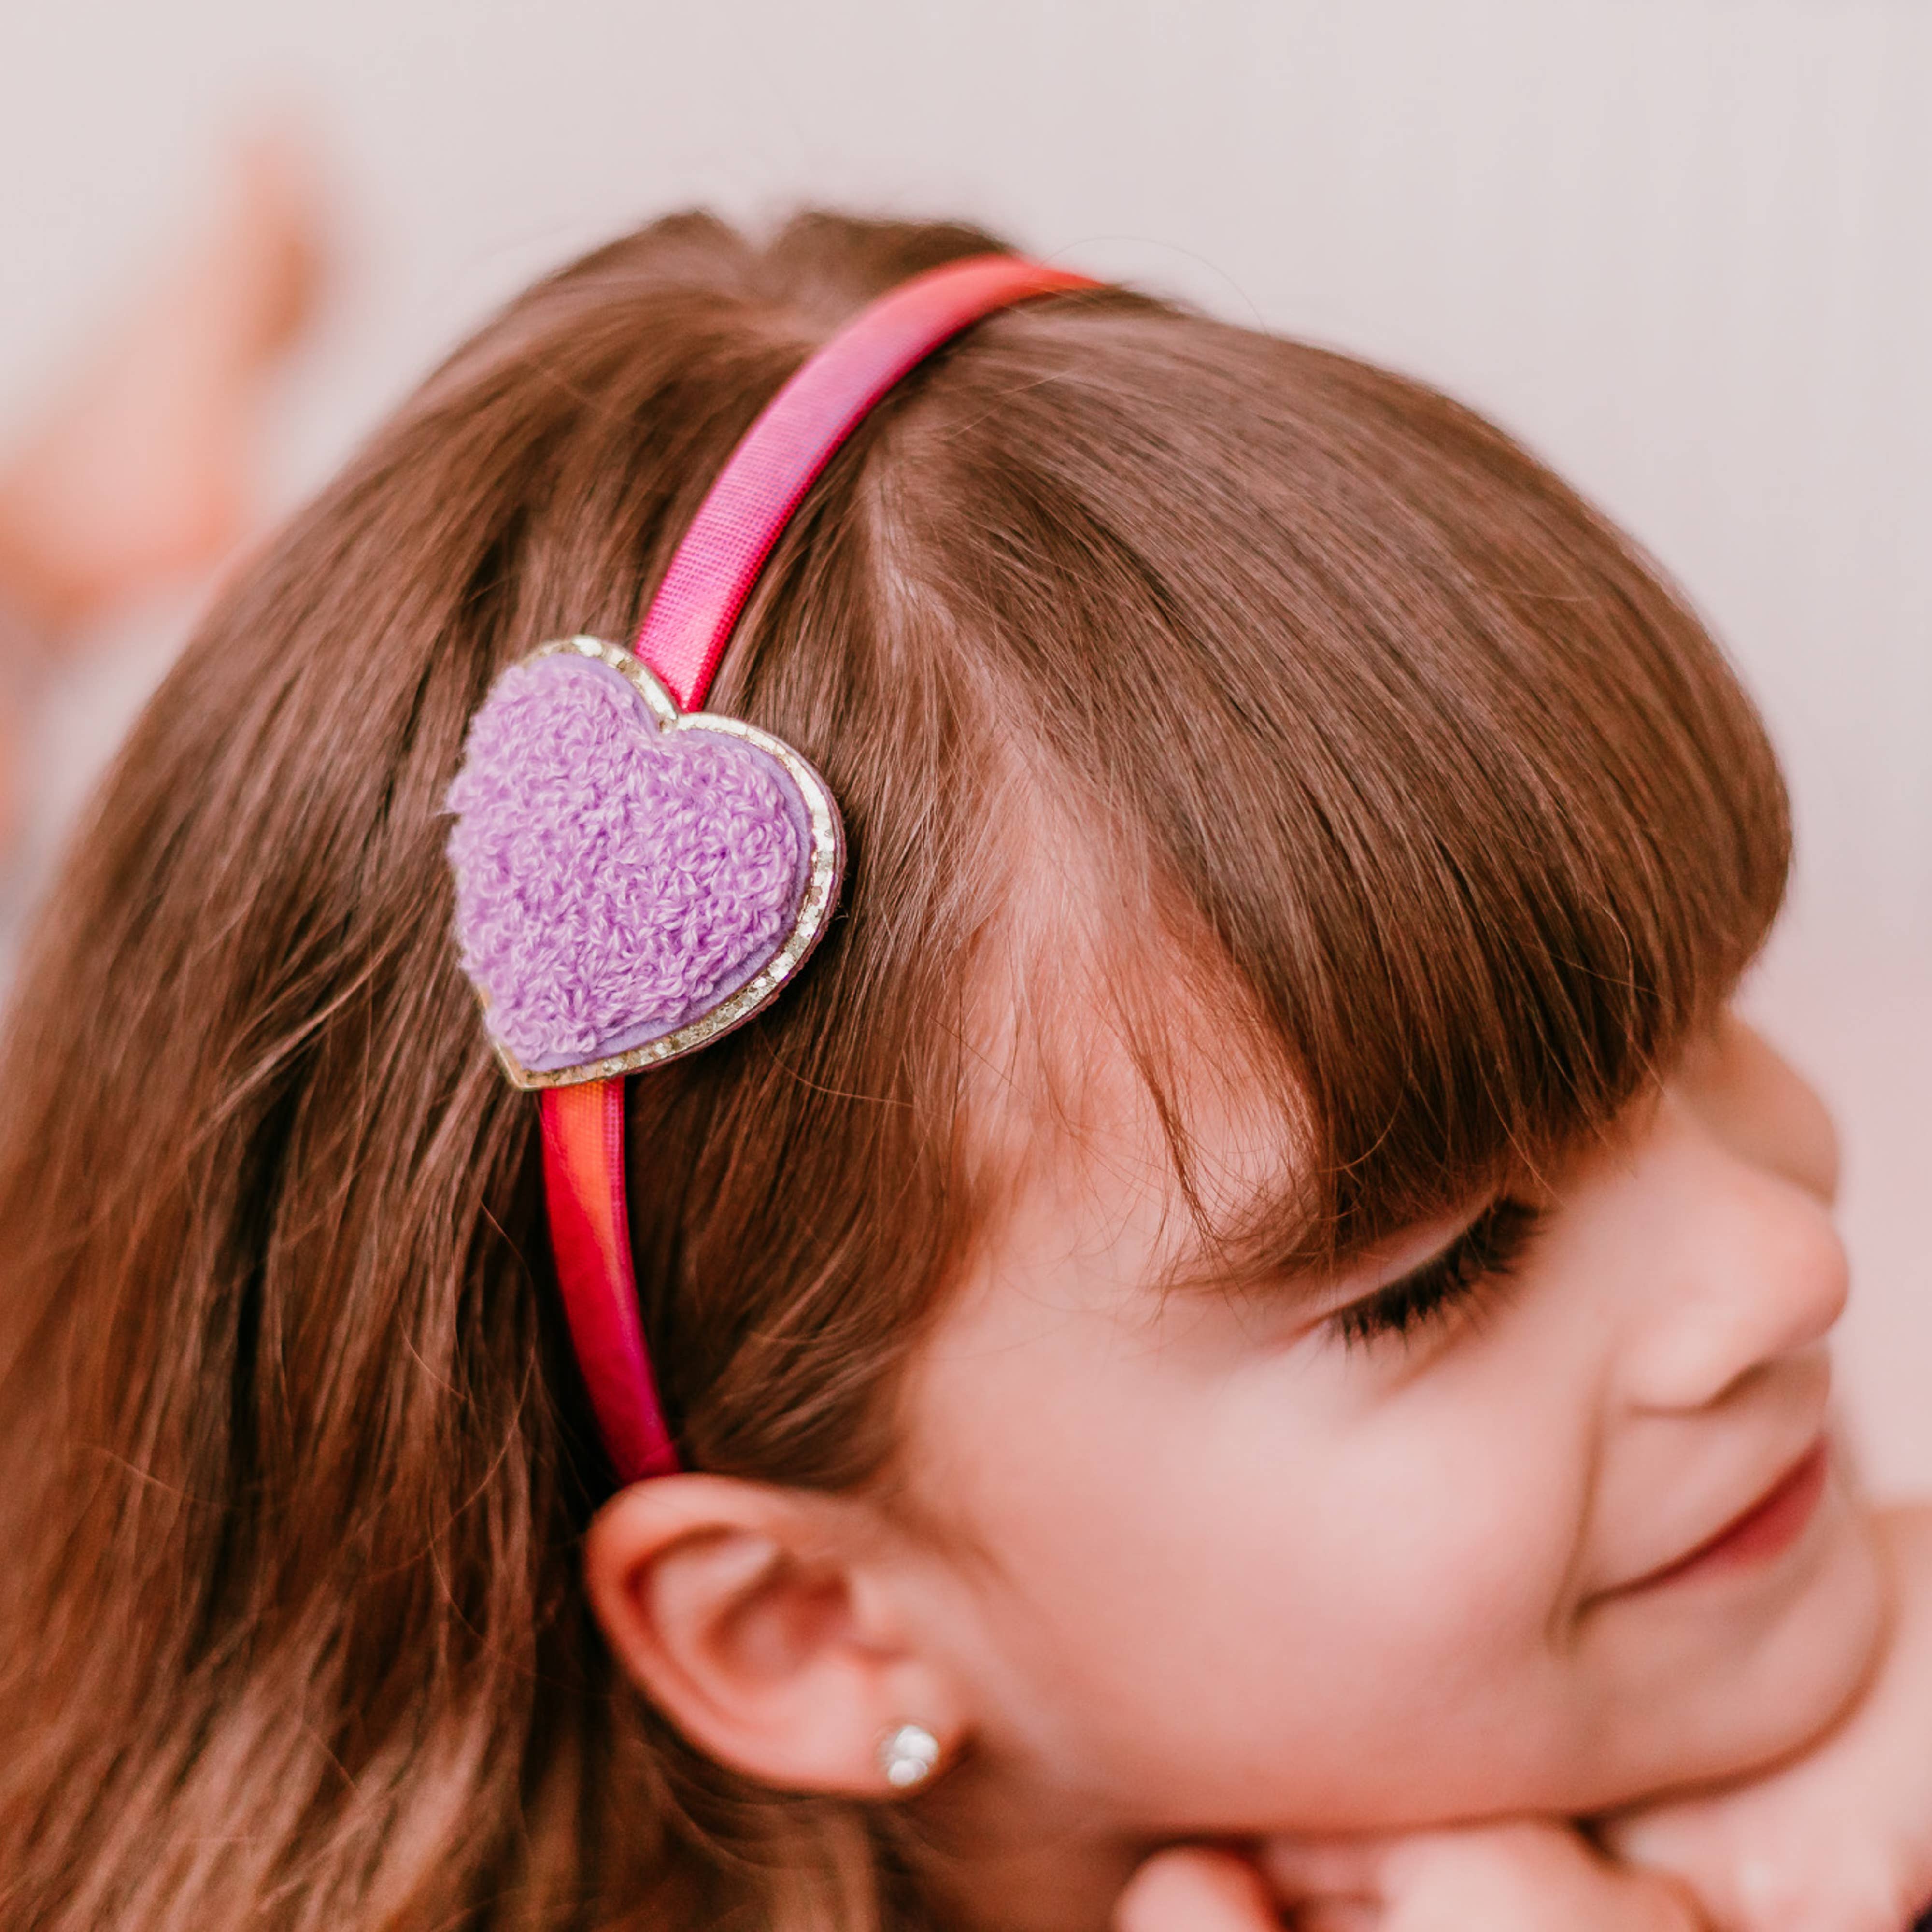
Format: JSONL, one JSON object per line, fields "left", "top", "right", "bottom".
{"left": 583, "top": 1473, "right": 966, "bottom": 1796}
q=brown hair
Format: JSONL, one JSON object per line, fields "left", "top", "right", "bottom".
{"left": 0, "top": 210, "right": 1787, "bottom": 1929}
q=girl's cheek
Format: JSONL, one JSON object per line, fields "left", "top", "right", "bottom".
{"left": 907, "top": 1183, "right": 1607, "bottom": 1803}
{"left": 1214, "top": 1322, "right": 1596, "bottom": 1675}
{"left": 1306, "top": 1386, "right": 1588, "bottom": 1647}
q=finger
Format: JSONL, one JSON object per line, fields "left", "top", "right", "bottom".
{"left": 1602, "top": 1808, "right": 1752, "bottom": 1922}
{"left": 1293, "top": 1903, "right": 1382, "bottom": 1932}
{"left": 1372, "top": 1823, "right": 1704, "bottom": 1931}
{"left": 1263, "top": 1821, "right": 1707, "bottom": 1932}
{"left": 1257, "top": 1832, "right": 1390, "bottom": 1899}
{"left": 1114, "top": 1847, "right": 1284, "bottom": 1932}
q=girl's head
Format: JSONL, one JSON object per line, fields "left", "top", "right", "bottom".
{"left": 0, "top": 211, "right": 1881, "bottom": 1930}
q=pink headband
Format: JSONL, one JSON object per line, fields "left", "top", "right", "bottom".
{"left": 447, "top": 255, "right": 1096, "bottom": 1481}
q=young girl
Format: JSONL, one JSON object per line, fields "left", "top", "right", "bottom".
{"left": 0, "top": 209, "right": 1925, "bottom": 1932}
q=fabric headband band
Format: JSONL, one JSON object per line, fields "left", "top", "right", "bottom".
{"left": 446, "top": 255, "right": 1097, "bottom": 1482}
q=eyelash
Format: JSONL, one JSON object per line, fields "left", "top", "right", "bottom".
{"left": 1329, "top": 1198, "right": 1544, "bottom": 1350}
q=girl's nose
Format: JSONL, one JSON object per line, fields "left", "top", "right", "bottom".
{"left": 1616, "top": 1103, "right": 1850, "bottom": 1417}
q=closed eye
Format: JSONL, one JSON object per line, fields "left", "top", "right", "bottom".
{"left": 1328, "top": 1197, "right": 1543, "bottom": 1350}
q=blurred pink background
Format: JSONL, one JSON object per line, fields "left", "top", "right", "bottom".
{"left": 3, "top": 0, "right": 1927, "bottom": 1489}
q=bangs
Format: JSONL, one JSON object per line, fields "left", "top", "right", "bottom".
{"left": 891, "top": 307, "right": 1790, "bottom": 1268}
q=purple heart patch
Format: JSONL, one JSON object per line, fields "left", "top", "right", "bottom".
{"left": 446, "top": 638, "right": 843, "bottom": 1084}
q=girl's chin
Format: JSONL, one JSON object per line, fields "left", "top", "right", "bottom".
{"left": 1587, "top": 1482, "right": 1889, "bottom": 1809}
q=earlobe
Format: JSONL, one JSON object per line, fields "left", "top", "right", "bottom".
{"left": 583, "top": 1474, "right": 963, "bottom": 1797}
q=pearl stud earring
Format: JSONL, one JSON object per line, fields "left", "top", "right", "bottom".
{"left": 877, "top": 1721, "right": 942, "bottom": 1790}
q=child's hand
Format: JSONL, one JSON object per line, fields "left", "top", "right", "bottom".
{"left": 1115, "top": 1822, "right": 1705, "bottom": 1931}
{"left": 1113, "top": 1847, "right": 1282, "bottom": 1930}
{"left": 1602, "top": 1504, "right": 1932, "bottom": 1932}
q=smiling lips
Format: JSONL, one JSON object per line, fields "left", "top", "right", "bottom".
{"left": 1621, "top": 1438, "right": 1832, "bottom": 1595}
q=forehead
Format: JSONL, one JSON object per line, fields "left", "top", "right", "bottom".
{"left": 957, "top": 873, "right": 1321, "bottom": 1307}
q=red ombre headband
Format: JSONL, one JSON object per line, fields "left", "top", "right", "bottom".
{"left": 446, "top": 255, "right": 1095, "bottom": 1481}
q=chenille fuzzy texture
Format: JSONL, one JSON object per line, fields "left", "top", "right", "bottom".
{"left": 446, "top": 654, "right": 809, "bottom": 1072}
